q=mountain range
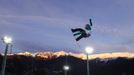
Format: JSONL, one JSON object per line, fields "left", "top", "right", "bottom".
{"left": 0, "top": 51, "right": 134, "bottom": 75}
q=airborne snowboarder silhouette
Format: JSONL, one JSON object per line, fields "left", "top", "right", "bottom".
{"left": 71, "top": 19, "right": 93, "bottom": 41}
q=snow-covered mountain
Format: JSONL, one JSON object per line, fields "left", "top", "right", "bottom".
{"left": 1, "top": 51, "right": 134, "bottom": 60}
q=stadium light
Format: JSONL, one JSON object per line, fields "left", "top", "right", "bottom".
{"left": 63, "top": 65, "right": 70, "bottom": 75}
{"left": 63, "top": 65, "right": 70, "bottom": 71}
{"left": 2, "top": 36, "right": 12, "bottom": 44}
{"left": 85, "top": 47, "right": 94, "bottom": 54}
{"left": 1, "top": 36, "right": 12, "bottom": 75}
{"left": 85, "top": 46, "right": 94, "bottom": 75}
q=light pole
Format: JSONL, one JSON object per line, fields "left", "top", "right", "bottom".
{"left": 63, "top": 65, "right": 70, "bottom": 75}
{"left": 32, "top": 54, "right": 36, "bottom": 75}
{"left": 1, "top": 36, "right": 12, "bottom": 75}
{"left": 63, "top": 53, "right": 69, "bottom": 75}
{"left": 10, "top": 44, "right": 13, "bottom": 54}
{"left": 85, "top": 47, "right": 94, "bottom": 75}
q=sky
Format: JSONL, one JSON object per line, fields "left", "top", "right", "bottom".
{"left": 0, "top": 0, "right": 134, "bottom": 54}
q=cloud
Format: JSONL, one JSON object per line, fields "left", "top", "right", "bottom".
{"left": 0, "top": 15, "right": 80, "bottom": 51}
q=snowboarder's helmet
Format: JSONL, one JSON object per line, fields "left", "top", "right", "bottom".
{"left": 85, "top": 24, "right": 91, "bottom": 30}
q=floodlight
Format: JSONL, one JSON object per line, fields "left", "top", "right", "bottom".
{"left": 63, "top": 65, "right": 70, "bottom": 71}
{"left": 2, "top": 36, "right": 12, "bottom": 44}
{"left": 85, "top": 47, "right": 94, "bottom": 54}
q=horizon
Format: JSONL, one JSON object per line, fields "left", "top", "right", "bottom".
{"left": 1, "top": 51, "right": 134, "bottom": 60}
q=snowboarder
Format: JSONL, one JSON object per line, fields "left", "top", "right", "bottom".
{"left": 71, "top": 19, "right": 93, "bottom": 41}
